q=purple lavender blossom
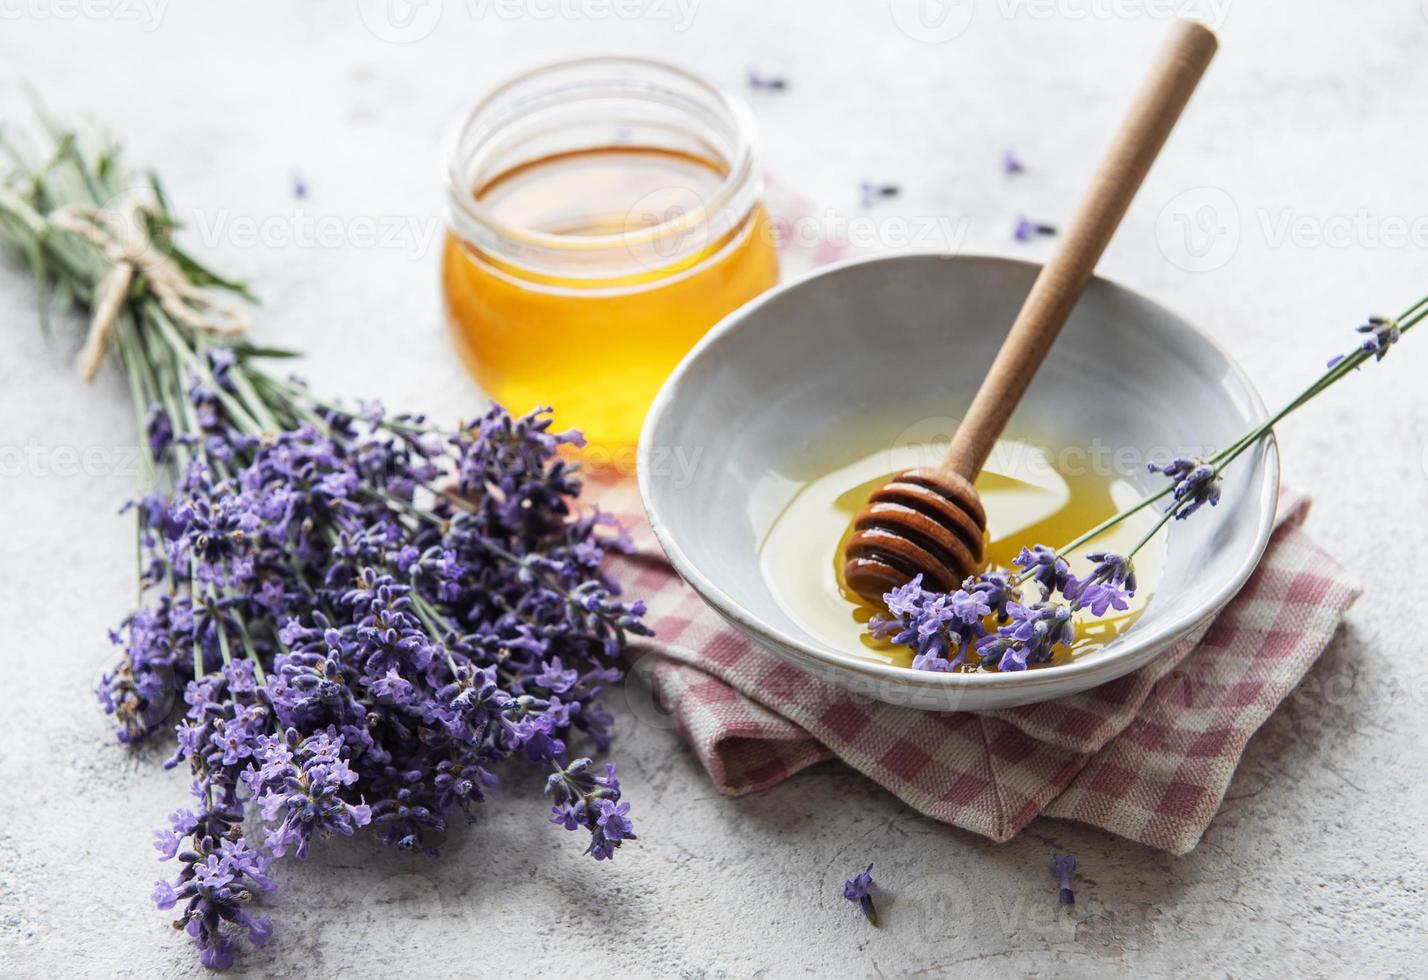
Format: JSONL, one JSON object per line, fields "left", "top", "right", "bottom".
{"left": 746, "top": 69, "right": 788, "bottom": 91}
{"left": 1050, "top": 854, "right": 1077, "bottom": 908}
{"left": 843, "top": 863, "right": 878, "bottom": 926}
{"left": 1012, "top": 544, "right": 1071, "bottom": 598}
{"left": 1147, "top": 456, "right": 1223, "bottom": 519}
{"left": 1357, "top": 315, "right": 1400, "bottom": 361}
{"left": 976, "top": 600, "right": 1074, "bottom": 671}
{"left": 1014, "top": 216, "right": 1057, "bottom": 242}
{"left": 1064, "top": 552, "right": 1136, "bottom": 616}
{"left": 1002, "top": 148, "right": 1025, "bottom": 174}
{"left": 546, "top": 759, "right": 635, "bottom": 861}
{"left": 860, "top": 181, "right": 901, "bottom": 207}
{"left": 965, "top": 570, "right": 1018, "bottom": 623}
{"left": 870, "top": 575, "right": 990, "bottom": 671}
{"left": 99, "top": 390, "right": 652, "bottom": 968}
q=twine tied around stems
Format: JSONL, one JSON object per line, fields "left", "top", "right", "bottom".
{"left": 48, "top": 198, "right": 249, "bottom": 381}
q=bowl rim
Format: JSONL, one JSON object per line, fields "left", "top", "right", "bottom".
{"left": 637, "top": 252, "right": 1281, "bottom": 691}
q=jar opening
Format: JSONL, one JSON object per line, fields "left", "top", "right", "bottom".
{"left": 444, "top": 57, "right": 762, "bottom": 285}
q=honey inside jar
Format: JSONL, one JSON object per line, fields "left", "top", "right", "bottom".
{"left": 442, "top": 59, "right": 779, "bottom": 457}
{"left": 758, "top": 438, "right": 1165, "bottom": 671}
{"left": 443, "top": 146, "right": 779, "bottom": 453}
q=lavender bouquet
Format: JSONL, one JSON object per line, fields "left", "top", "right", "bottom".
{"left": 0, "top": 127, "right": 650, "bottom": 968}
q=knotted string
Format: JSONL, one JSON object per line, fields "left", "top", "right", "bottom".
{"left": 47, "top": 198, "right": 249, "bottom": 381}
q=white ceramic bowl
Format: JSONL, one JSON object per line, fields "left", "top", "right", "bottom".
{"left": 638, "top": 254, "right": 1278, "bottom": 710}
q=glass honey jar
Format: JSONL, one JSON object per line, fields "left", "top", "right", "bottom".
{"left": 442, "top": 57, "right": 781, "bottom": 458}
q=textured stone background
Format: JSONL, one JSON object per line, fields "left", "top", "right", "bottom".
{"left": 2, "top": 1, "right": 1427, "bottom": 975}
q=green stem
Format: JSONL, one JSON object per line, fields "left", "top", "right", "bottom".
{"left": 232, "top": 610, "right": 268, "bottom": 686}
{"left": 1044, "top": 295, "right": 1425, "bottom": 567}
{"left": 410, "top": 591, "right": 465, "bottom": 677}
{"left": 208, "top": 581, "right": 234, "bottom": 668}
{"left": 189, "top": 555, "right": 204, "bottom": 679}
{"left": 1126, "top": 498, "right": 1181, "bottom": 560}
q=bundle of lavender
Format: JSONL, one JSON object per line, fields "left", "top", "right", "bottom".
{"left": 0, "top": 127, "right": 649, "bottom": 968}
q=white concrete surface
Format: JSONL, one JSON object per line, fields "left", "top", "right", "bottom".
{"left": 2, "top": 1, "right": 1426, "bottom": 975}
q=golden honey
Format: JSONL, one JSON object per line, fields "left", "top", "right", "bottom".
{"left": 442, "top": 59, "right": 779, "bottom": 456}
{"left": 442, "top": 146, "right": 779, "bottom": 453}
{"left": 759, "top": 438, "right": 1165, "bottom": 670}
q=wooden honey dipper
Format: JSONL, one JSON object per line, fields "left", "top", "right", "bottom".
{"left": 842, "top": 21, "right": 1219, "bottom": 606}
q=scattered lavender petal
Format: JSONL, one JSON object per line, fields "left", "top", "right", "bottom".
{"left": 1014, "top": 215, "right": 1057, "bottom": 242}
{"left": 746, "top": 69, "right": 788, "bottom": 91}
{"left": 843, "top": 863, "right": 879, "bottom": 925}
{"left": 1050, "top": 854, "right": 1077, "bottom": 908}
{"left": 860, "top": 181, "right": 901, "bottom": 208}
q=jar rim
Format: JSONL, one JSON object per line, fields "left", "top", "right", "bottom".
{"left": 442, "top": 55, "right": 759, "bottom": 259}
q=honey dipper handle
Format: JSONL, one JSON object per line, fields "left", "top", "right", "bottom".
{"left": 941, "top": 20, "right": 1218, "bottom": 481}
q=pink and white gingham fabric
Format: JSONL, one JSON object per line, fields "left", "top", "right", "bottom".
{"left": 596, "top": 482, "right": 1358, "bottom": 855}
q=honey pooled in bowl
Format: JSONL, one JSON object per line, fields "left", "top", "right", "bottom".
{"left": 757, "top": 438, "right": 1165, "bottom": 670}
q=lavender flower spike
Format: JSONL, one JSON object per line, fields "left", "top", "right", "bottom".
{"left": 1050, "top": 854, "right": 1077, "bottom": 909}
{"left": 1012, "top": 544, "right": 1071, "bottom": 598}
{"left": 1064, "top": 552, "right": 1136, "bottom": 616}
{"left": 843, "top": 863, "right": 879, "bottom": 926}
{"left": 1357, "top": 315, "right": 1401, "bottom": 361}
{"left": 1147, "top": 456, "right": 1223, "bottom": 519}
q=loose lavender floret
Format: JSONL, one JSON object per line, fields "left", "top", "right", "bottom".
{"left": 860, "top": 181, "right": 901, "bottom": 207}
{"left": 746, "top": 69, "right": 788, "bottom": 91}
{"left": 1147, "top": 456, "right": 1222, "bottom": 519}
{"left": 843, "top": 863, "right": 879, "bottom": 926}
{"left": 1002, "top": 148, "right": 1025, "bottom": 174}
{"left": 1050, "top": 854, "right": 1077, "bottom": 908}
{"left": 546, "top": 759, "right": 636, "bottom": 861}
{"left": 102, "top": 394, "right": 652, "bottom": 968}
{"left": 1014, "top": 216, "right": 1057, "bottom": 241}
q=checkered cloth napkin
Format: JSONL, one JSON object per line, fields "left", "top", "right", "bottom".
{"left": 596, "top": 480, "right": 1358, "bottom": 855}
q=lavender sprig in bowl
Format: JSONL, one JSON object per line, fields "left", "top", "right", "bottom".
{"left": 0, "top": 128, "right": 651, "bottom": 969}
